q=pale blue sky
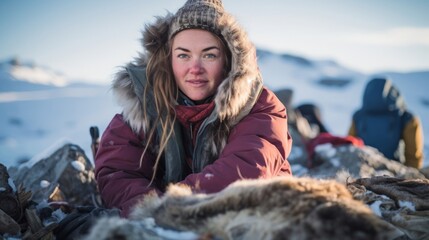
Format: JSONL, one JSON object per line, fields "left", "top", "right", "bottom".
{"left": 1, "top": 0, "right": 429, "bottom": 83}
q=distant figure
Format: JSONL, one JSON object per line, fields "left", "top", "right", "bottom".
{"left": 275, "top": 89, "right": 313, "bottom": 140}
{"left": 274, "top": 89, "right": 363, "bottom": 169}
{"left": 274, "top": 89, "right": 325, "bottom": 141}
{"left": 348, "top": 77, "right": 424, "bottom": 169}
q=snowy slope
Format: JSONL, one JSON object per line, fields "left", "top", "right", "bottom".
{"left": 0, "top": 58, "right": 120, "bottom": 166}
{"left": 0, "top": 53, "right": 428, "bottom": 168}
{"left": 0, "top": 58, "right": 68, "bottom": 92}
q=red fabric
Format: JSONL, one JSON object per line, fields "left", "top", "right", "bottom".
{"left": 306, "top": 132, "right": 364, "bottom": 167}
{"left": 180, "top": 88, "right": 292, "bottom": 194}
{"left": 175, "top": 101, "right": 215, "bottom": 145}
{"left": 95, "top": 88, "right": 292, "bottom": 217}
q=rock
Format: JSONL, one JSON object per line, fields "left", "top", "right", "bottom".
{"left": 1, "top": 144, "right": 101, "bottom": 239}
{"left": 0, "top": 208, "right": 21, "bottom": 235}
{"left": 8, "top": 143, "right": 101, "bottom": 206}
{"left": 305, "top": 144, "right": 426, "bottom": 180}
{"left": 0, "top": 163, "right": 22, "bottom": 235}
{"left": 0, "top": 164, "right": 23, "bottom": 222}
{"left": 420, "top": 166, "right": 429, "bottom": 179}
{"left": 2, "top": 140, "right": 428, "bottom": 240}
{"left": 24, "top": 207, "right": 56, "bottom": 240}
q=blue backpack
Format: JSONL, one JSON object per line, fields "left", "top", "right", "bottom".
{"left": 353, "top": 110, "right": 412, "bottom": 161}
{"left": 353, "top": 78, "right": 413, "bottom": 161}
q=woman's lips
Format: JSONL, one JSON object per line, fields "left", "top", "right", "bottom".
{"left": 186, "top": 79, "right": 208, "bottom": 87}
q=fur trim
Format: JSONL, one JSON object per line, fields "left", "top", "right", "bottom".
{"left": 111, "top": 9, "right": 262, "bottom": 135}
{"left": 111, "top": 15, "right": 172, "bottom": 133}
{"left": 111, "top": 65, "right": 145, "bottom": 133}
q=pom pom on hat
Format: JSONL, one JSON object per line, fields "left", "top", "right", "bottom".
{"left": 170, "top": 0, "right": 225, "bottom": 38}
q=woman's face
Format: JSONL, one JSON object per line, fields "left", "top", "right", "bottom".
{"left": 171, "top": 29, "right": 226, "bottom": 102}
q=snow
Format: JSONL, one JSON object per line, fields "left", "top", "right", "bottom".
{"left": 40, "top": 180, "right": 50, "bottom": 188}
{"left": 0, "top": 61, "right": 120, "bottom": 167}
{"left": 71, "top": 160, "right": 85, "bottom": 172}
{"left": 0, "top": 52, "right": 426, "bottom": 239}
{"left": 289, "top": 146, "right": 305, "bottom": 160}
{"left": 315, "top": 143, "right": 337, "bottom": 158}
{"left": 0, "top": 87, "right": 105, "bottom": 103}
{"left": 141, "top": 218, "right": 198, "bottom": 240}
{"left": 0, "top": 52, "right": 428, "bottom": 168}
{"left": 8, "top": 177, "right": 16, "bottom": 192}
{"left": 50, "top": 208, "right": 68, "bottom": 224}
{"left": 291, "top": 164, "right": 308, "bottom": 176}
{"left": 370, "top": 200, "right": 383, "bottom": 217}
{"left": 10, "top": 65, "right": 67, "bottom": 87}
{"left": 398, "top": 200, "right": 416, "bottom": 211}
{"left": 330, "top": 157, "right": 341, "bottom": 168}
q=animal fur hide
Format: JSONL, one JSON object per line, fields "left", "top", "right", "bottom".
{"left": 348, "top": 176, "right": 429, "bottom": 240}
{"left": 85, "top": 176, "right": 403, "bottom": 240}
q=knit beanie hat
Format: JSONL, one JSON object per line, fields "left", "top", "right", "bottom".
{"left": 169, "top": 0, "right": 225, "bottom": 39}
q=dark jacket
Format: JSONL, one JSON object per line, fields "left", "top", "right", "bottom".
{"left": 348, "top": 78, "right": 424, "bottom": 169}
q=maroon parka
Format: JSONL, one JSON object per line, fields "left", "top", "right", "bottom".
{"left": 95, "top": 4, "right": 292, "bottom": 217}
{"left": 95, "top": 88, "right": 292, "bottom": 217}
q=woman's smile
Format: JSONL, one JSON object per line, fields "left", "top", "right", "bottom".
{"left": 186, "top": 79, "right": 209, "bottom": 87}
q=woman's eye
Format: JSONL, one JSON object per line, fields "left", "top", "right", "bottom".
{"left": 177, "top": 54, "right": 189, "bottom": 59}
{"left": 204, "top": 53, "right": 217, "bottom": 59}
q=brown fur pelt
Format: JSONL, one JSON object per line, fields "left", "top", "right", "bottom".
{"left": 87, "top": 176, "right": 403, "bottom": 240}
{"left": 350, "top": 176, "right": 429, "bottom": 211}
{"left": 347, "top": 176, "right": 429, "bottom": 240}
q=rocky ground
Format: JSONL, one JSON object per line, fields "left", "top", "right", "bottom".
{"left": 1, "top": 142, "right": 428, "bottom": 239}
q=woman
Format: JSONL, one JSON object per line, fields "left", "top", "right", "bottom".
{"left": 95, "top": 0, "right": 292, "bottom": 217}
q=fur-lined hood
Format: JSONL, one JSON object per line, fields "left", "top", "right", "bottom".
{"left": 112, "top": 11, "right": 263, "bottom": 134}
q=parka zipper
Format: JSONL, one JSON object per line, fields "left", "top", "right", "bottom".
{"left": 189, "top": 123, "right": 193, "bottom": 143}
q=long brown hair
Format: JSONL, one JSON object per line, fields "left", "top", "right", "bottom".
{"left": 140, "top": 39, "right": 177, "bottom": 184}
{"left": 141, "top": 30, "right": 231, "bottom": 184}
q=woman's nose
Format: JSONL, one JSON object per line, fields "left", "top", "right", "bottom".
{"left": 189, "top": 58, "right": 204, "bottom": 75}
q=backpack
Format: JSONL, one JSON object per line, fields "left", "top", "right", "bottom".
{"left": 353, "top": 110, "right": 413, "bottom": 161}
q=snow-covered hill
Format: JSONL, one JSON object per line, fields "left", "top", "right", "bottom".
{"left": 0, "top": 58, "right": 120, "bottom": 167}
{"left": 0, "top": 52, "right": 428, "bottom": 168}
{"left": 0, "top": 58, "right": 68, "bottom": 92}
